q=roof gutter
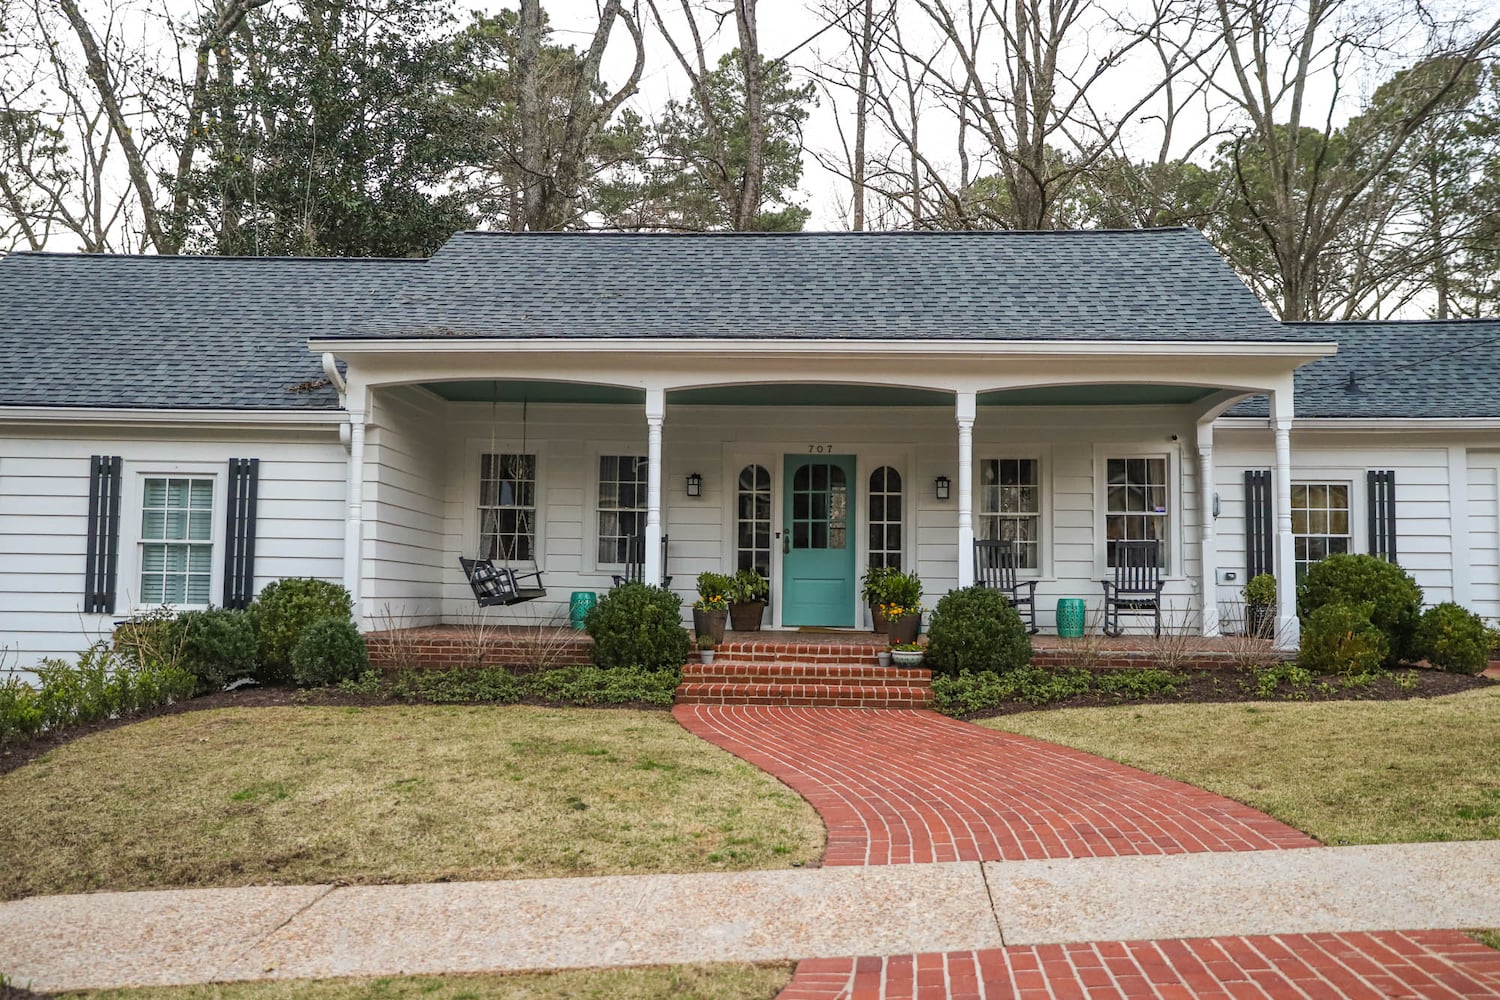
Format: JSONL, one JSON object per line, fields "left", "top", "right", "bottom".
{"left": 0, "top": 405, "right": 345, "bottom": 429}
{"left": 1216, "top": 416, "right": 1500, "bottom": 431}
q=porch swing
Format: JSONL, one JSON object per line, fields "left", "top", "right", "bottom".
{"left": 459, "top": 396, "right": 547, "bottom": 607}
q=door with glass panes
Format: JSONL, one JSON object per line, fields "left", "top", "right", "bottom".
{"left": 781, "top": 454, "right": 856, "bottom": 626}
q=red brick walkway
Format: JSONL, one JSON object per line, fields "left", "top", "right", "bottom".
{"left": 672, "top": 706, "right": 1317, "bottom": 865}
{"left": 776, "top": 932, "right": 1500, "bottom": 999}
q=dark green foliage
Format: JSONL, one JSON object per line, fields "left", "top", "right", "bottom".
{"left": 931, "top": 666, "right": 1183, "bottom": 716}
{"left": 251, "top": 579, "right": 354, "bottom": 683}
{"left": 0, "top": 676, "right": 45, "bottom": 746}
{"left": 1243, "top": 573, "right": 1277, "bottom": 609}
{"left": 924, "top": 586, "right": 1032, "bottom": 677}
{"left": 1416, "top": 602, "right": 1491, "bottom": 675}
{"left": 523, "top": 666, "right": 680, "bottom": 707}
{"left": 585, "top": 583, "right": 691, "bottom": 671}
{"left": 726, "top": 569, "right": 770, "bottom": 604}
{"left": 879, "top": 570, "right": 924, "bottom": 610}
{"left": 26, "top": 641, "right": 195, "bottom": 735}
{"left": 1297, "top": 554, "right": 1422, "bottom": 664}
{"left": 291, "top": 619, "right": 370, "bottom": 688}
{"left": 1298, "top": 602, "right": 1389, "bottom": 676}
{"left": 371, "top": 667, "right": 525, "bottom": 704}
{"left": 174, "top": 609, "right": 259, "bottom": 693}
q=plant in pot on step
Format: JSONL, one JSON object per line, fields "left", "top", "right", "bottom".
{"left": 861, "top": 565, "right": 897, "bottom": 634}
{"left": 889, "top": 641, "right": 925, "bottom": 668}
{"left": 877, "top": 647, "right": 893, "bottom": 667}
{"left": 692, "top": 572, "right": 732, "bottom": 646}
{"left": 878, "top": 569, "right": 924, "bottom": 645}
{"left": 1243, "top": 573, "right": 1277, "bottom": 639}
{"left": 726, "top": 569, "right": 770, "bottom": 631}
{"left": 697, "top": 634, "right": 717, "bottom": 665}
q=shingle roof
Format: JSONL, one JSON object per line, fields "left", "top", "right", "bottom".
{"left": 1226, "top": 319, "right": 1500, "bottom": 420}
{"left": 365, "top": 228, "right": 1309, "bottom": 342}
{"left": 0, "top": 252, "right": 417, "bottom": 410}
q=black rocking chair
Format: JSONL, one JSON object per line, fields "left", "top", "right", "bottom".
{"left": 1100, "top": 539, "right": 1165, "bottom": 637}
{"left": 459, "top": 557, "right": 547, "bottom": 607}
{"left": 974, "top": 539, "right": 1039, "bottom": 634}
{"left": 610, "top": 534, "right": 673, "bottom": 588}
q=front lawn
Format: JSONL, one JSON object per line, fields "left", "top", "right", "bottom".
{"left": 0, "top": 705, "right": 823, "bottom": 900}
{"left": 58, "top": 964, "right": 793, "bottom": 1000}
{"left": 988, "top": 687, "right": 1500, "bottom": 845}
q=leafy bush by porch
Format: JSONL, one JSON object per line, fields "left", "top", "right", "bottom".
{"left": 1297, "top": 553, "right": 1422, "bottom": 665}
{"left": 250, "top": 578, "right": 355, "bottom": 683}
{"left": 1415, "top": 602, "right": 1491, "bottom": 675}
{"left": 1297, "top": 602, "right": 1388, "bottom": 676}
{"left": 923, "top": 585, "right": 1031, "bottom": 676}
{"left": 585, "top": 582, "right": 691, "bottom": 670}
{"left": 291, "top": 618, "right": 369, "bottom": 687}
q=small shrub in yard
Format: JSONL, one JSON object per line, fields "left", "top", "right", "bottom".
{"left": 924, "top": 586, "right": 1032, "bottom": 677}
{"left": 1415, "top": 602, "right": 1490, "bottom": 675}
{"left": 1297, "top": 553, "right": 1422, "bottom": 664}
{"left": 1297, "top": 602, "right": 1388, "bottom": 677}
{"left": 174, "top": 608, "right": 259, "bottom": 692}
{"left": 291, "top": 618, "right": 369, "bottom": 687}
{"left": 251, "top": 578, "right": 354, "bottom": 683}
{"left": 525, "top": 665, "right": 681, "bottom": 707}
{"left": 376, "top": 667, "right": 525, "bottom": 704}
{"left": 585, "top": 582, "right": 691, "bottom": 671}
{"left": 31, "top": 641, "right": 195, "bottom": 732}
{"left": 0, "top": 674, "right": 44, "bottom": 745}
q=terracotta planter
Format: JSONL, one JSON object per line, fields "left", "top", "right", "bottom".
{"left": 693, "top": 608, "right": 728, "bottom": 645}
{"left": 869, "top": 601, "right": 889, "bottom": 634}
{"left": 886, "top": 612, "right": 920, "bottom": 645}
{"left": 729, "top": 600, "right": 766, "bottom": 631}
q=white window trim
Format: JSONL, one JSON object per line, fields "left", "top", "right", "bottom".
{"left": 1095, "top": 447, "right": 1179, "bottom": 578}
{"left": 1290, "top": 479, "right": 1355, "bottom": 574}
{"left": 120, "top": 463, "right": 226, "bottom": 613}
{"left": 587, "top": 444, "right": 649, "bottom": 575}
{"left": 861, "top": 450, "right": 915, "bottom": 577}
{"left": 464, "top": 438, "right": 549, "bottom": 570}
{"left": 975, "top": 451, "right": 1049, "bottom": 578}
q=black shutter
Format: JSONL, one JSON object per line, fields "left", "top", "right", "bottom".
{"left": 84, "top": 455, "right": 122, "bottom": 614}
{"left": 1367, "top": 470, "right": 1397, "bottom": 563}
{"left": 222, "top": 458, "right": 260, "bottom": 609}
{"left": 1244, "top": 469, "right": 1274, "bottom": 579}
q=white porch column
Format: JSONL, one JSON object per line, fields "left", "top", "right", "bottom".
{"left": 644, "top": 388, "right": 665, "bottom": 586}
{"left": 1271, "top": 390, "right": 1299, "bottom": 649}
{"left": 956, "top": 391, "right": 977, "bottom": 588}
{"left": 1197, "top": 419, "right": 1220, "bottom": 637}
{"left": 343, "top": 407, "right": 367, "bottom": 622}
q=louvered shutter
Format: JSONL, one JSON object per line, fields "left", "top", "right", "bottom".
{"left": 84, "top": 455, "right": 123, "bottom": 613}
{"left": 222, "top": 458, "right": 260, "bottom": 609}
{"left": 1367, "top": 470, "right": 1397, "bottom": 563}
{"left": 1243, "top": 469, "right": 1274, "bottom": 579}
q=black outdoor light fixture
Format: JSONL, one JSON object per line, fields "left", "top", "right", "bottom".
{"left": 935, "top": 475, "right": 951, "bottom": 501}
{"left": 686, "top": 472, "right": 703, "bottom": 497}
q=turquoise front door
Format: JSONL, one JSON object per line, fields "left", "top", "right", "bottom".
{"left": 781, "top": 454, "right": 857, "bottom": 627}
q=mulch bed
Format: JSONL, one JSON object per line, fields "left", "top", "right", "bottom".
{"left": 961, "top": 666, "right": 1495, "bottom": 720}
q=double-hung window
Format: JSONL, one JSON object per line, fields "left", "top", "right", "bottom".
{"left": 597, "top": 455, "right": 648, "bottom": 564}
{"left": 978, "top": 459, "right": 1040, "bottom": 569}
{"left": 1292, "top": 482, "right": 1351, "bottom": 580}
{"left": 1105, "top": 457, "right": 1167, "bottom": 567}
{"left": 139, "top": 477, "right": 214, "bottom": 605}
{"left": 479, "top": 453, "right": 537, "bottom": 561}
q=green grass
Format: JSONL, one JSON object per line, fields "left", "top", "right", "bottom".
{"left": 986, "top": 687, "right": 1500, "bottom": 845}
{"left": 0, "top": 705, "right": 823, "bottom": 900}
{"left": 61, "top": 964, "right": 793, "bottom": 999}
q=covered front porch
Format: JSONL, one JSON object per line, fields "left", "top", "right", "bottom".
{"left": 318, "top": 337, "right": 1331, "bottom": 649}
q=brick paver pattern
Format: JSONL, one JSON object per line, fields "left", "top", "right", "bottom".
{"left": 775, "top": 931, "right": 1500, "bottom": 999}
{"left": 673, "top": 705, "right": 1317, "bottom": 865}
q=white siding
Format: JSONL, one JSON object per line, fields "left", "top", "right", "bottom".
{"left": 0, "top": 424, "right": 346, "bottom": 675}
{"left": 363, "top": 386, "right": 448, "bottom": 627}
{"left": 1468, "top": 453, "right": 1500, "bottom": 623}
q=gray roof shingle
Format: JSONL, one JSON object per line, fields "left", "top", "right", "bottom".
{"left": 370, "top": 228, "right": 1309, "bottom": 342}
{"left": 1226, "top": 319, "right": 1500, "bottom": 420}
{"left": 0, "top": 252, "right": 417, "bottom": 410}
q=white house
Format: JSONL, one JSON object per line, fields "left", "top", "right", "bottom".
{"left": 2, "top": 228, "right": 1497, "bottom": 671}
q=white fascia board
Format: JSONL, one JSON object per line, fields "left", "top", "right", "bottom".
{"left": 1215, "top": 416, "right": 1500, "bottom": 431}
{"left": 310, "top": 337, "right": 1339, "bottom": 362}
{"left": 0, "top": 405, "right": 346, "bottom": 428}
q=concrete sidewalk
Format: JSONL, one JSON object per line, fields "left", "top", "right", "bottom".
{"left": 3, "top": 841, "right": 1499, "bottom": 992}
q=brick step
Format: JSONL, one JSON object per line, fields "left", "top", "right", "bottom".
{"left": 674, "top": 681, "right": 933, "bottom": 709}
{"left": 712, "top": 641, "right": 887, "bottom": 665}
{"left": 683, "top": 662, "right": 931, "bottom": 686}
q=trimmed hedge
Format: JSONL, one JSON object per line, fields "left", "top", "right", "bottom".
{"left": 1297, "top": 602, "right": 1388, "bottom": 676}
{"left": 251, "top": 579, "right": 354, "bottom": 683}
{"left": 291, "top": 618, "right": 370, "bottom": 687}
{"left": 584, "top": 582, "right": 691, "bottom": 671}
{"left": 1415, "top": 602, "right": 1490, "bottom": 675}
{"left": 923, "top": 586, "right": 1032, "bottom": 677}
{"left": 1297, "top": 554, "right": 1422, "bottom": 665}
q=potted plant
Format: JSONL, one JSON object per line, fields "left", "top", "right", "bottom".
{"left": 861, "top": 565, "right": 897, "bottom": 634}
{"left": 878, "top": 569, "right": 924, "bottom": 644}
{"left": 1243, "top": 573, "right": 1277, "bottom": 639}
{"left": 726, "top": 569, "right": 770, "bottom": 631}
{"left": 693, "top": 572, "right": 732, "bottom": 645}
{"left": 890, "top": 641, "right": 925, "bottom": 668}
{"left": 697, "top": 635, "right": 717, "bottom": 665}
{"left": 877, "top": 648, "right": 893, "bottom": 667}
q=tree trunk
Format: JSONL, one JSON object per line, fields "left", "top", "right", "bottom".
{"left": 733, "top": 0, "right": 764, "bottom": 230}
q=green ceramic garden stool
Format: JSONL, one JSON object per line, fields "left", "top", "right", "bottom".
{"left": 1056, "top": 598, "right": 1087, "bottom": 638}
{"left": 569, "top": 591, "right": 597, "bottom": 630}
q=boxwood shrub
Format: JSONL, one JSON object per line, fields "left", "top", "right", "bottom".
{"left": 291, "top": 618, "right": 369, "bottom": 687}
{"left": 1297, "top": 554, "right": 1422, "bottom": 665}
{"left": 174, "top": 608, "right": 259, "bottom": 693}
{"left": 1297, "top": 602, "right": 1388, "bottom": 676}
{"left": 251, "top": 579, "right": 354, "bottom": 683}
{"left": 924, "top": 586, "right": 1032, "bottom": 677}
{"left": 585, "top": 582, "right": 691, "bottom": 670}
{"left": 1415, "top": 602, "right": 1490, "bottom": 675}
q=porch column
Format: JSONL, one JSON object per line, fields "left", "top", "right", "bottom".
{"left": 956, "top": 391, "right": 977, "bottom": 587}
{"left": 343, "top": 407, "right": 367, "bottom": 621}
{"left": 1271, "top": 390, "right": 1299, "bottom": 649}
{"left": 1197, "top": 419, "right": 1220, "bottom": 637}
{"left": 644, "top": 388, "right": 665, "bottom": 586}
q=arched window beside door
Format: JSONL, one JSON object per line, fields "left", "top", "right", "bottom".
{"left": 737, "top": 464, "right": 772, "bottom": 576}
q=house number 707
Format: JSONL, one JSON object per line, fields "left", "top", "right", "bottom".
{"left": 807, "top": 444, "right": 834, "bottom": 454}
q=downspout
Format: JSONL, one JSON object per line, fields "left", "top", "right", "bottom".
{"left": 326, "top": 353, "right": 365, "bottom": 622}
